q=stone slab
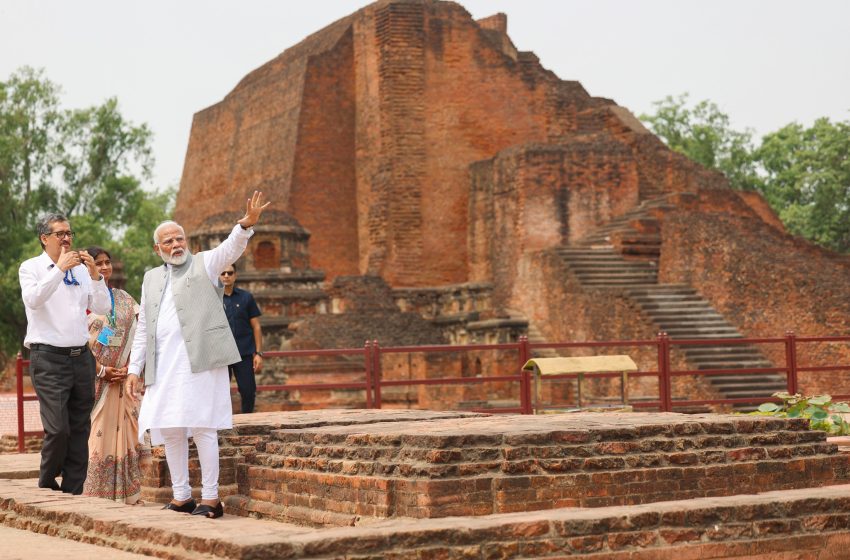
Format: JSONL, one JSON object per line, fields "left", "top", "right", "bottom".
{"left": 4, "top": 476, "right": 850, "bottom": 559}
{"left": 0, "top": 454, "right": 39, "bottom": 480}
{"left": 0, "top": 524, "right": 150, "bottom": 559}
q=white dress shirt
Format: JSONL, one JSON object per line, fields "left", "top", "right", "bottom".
{"left": 129, "top": 224, "right": 252, "bottom": 444}
{"left": 19, "top": 252, "right": 111, "bottom": 348}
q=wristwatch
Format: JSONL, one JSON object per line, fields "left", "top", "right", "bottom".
{"left": 255, "top": 352, "right": 264, "bottom": 357}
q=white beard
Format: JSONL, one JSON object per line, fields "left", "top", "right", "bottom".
{"left": 160, "top": 248, "right": 188, "bottom": 266}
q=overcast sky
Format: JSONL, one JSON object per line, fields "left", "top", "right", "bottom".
{"left": 2, "top": 0, "right": 848, "bottom": 191}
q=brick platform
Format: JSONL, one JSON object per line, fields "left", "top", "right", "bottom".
{"left": 217, "top": 410, "right": 850, "bottom": 526}
{"left": 3, "top": 477, "right": 850, "bottom": 559}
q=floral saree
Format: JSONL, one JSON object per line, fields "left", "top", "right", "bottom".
{"left": 82, "top": 288, "right": 149, "bottom": 503}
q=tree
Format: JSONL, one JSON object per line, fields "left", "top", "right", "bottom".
{"left": 641, "top": 94, "right": 850, "bottom": 252}
{"left": 640, "top": 93, "right": 762, "bottom": 191}
{"left": 0, "top": 67, "right": 168, "bottom": 364}
{"left": 757, "top": 118, "right": 850, "bottom": 252}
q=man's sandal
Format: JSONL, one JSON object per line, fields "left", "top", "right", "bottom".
{"left": 162, "top": 499, "right": 196, "bottom": 513}
{"left": 191, "top": 502, "right": 224, "bottom": 519}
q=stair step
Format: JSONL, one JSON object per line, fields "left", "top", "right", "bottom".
{"left": 684, "top": 347, "right": 764, "bottom": 356}
{"left": 712, "top": 383, "right": 789, "bottom": 394}
{"left": 652, "top": 316, "right": 729, "bottom": 324}
{"left": 694, "top": 361, "right": 774, "bottom": 369}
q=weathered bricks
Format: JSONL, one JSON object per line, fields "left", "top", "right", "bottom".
{"left": 141, "top": 410, "right": 847, "bottom": 526}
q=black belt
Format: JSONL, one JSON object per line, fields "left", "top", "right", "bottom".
{"left": 30, "top": 343, "right": 89, "bottom": 357}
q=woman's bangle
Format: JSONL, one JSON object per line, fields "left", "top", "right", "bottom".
{"left": 97, "top": 364, "right": 106, "bottom": 379}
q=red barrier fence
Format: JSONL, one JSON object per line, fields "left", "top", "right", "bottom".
{"left": 14, "top": 331, "right": 850, "bottom": 453}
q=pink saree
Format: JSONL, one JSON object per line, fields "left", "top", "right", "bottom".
{"left": 82, "top": 288, "right": 149, "bottom": 503}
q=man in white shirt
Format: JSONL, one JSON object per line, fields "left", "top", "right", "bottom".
{"left": 127, "top": 191, "right": 269, "bottom": 519}
{"left": 19, "top": 213, "right": 111, "bottom": 494}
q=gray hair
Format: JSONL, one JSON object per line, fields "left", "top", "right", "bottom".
{"left": 36, "top": 213, "right": 69, "bottom": 248}
{"left": 153, "top": 220, "right": 184, "bottom": 244}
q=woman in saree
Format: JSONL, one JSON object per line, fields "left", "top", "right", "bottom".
{"left": 82, "top": 246, "right": 148, "bottom": 504}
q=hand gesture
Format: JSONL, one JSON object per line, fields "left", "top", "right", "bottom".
{"left": 237, "top": 190, "right": 271, "bottom": 229}
{"left": 56, "top": 246, "right": 80, "bottom": 272}
{"left": 79, "top": 250, "right": 99, "bottom": 280}
{"left": 126, "top": 374, "right": 144, "bottom": 402}
{"left": 107, "top": 366, "right": 128, "bottom": 383}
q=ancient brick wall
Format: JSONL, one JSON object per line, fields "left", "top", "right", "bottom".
{"left": 290, "top": 27, "right": 360, "bottom": 280}
{"left": 470, "top": 141, "right": 640, "bottom": 308}
{"left": 175, "top": 15, "right": 356, "bottom": 252}
{"left": 660, "top": 190, "right": 850, "bottom": 396}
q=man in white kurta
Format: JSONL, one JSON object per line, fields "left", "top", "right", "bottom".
{"left": 127, "top": 191, "right": 269, "bottom": 518}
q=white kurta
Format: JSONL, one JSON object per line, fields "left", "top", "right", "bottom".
{"left": 130, "top": 225, "right": 252, "bottom": 445}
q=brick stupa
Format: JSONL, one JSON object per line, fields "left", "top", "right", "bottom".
{"left": 175, "top": 0, "right": 850, "bottom": 409}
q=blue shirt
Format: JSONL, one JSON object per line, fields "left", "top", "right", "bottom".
{"left": 222, "top": 287, "right": 262, "bottom": 357}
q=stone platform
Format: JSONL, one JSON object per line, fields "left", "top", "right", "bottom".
{"left": 3, "top": 476, "right": 850, "bottom": 559}
{"left": 5, "top": 409, "right": 850, "bottom": 558}
{"left": 216, "top": 410, "right": 850, "bottom": 526}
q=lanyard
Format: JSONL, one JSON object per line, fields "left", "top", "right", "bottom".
{"left": 107, "top": 288, "right": 116, "bottom": 327}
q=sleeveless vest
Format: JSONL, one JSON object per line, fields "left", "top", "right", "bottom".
{"left": 141, "top": 252, "right": 240, "bottom": 385}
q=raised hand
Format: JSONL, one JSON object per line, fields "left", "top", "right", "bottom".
{"left": 237, "top": 190, "right": 272, "bottom": 229}
{"left": 56, "top": 246, "right": 80, "bottom": 272}
{"left": 79, "top": 250, "right": 100, "bottom": 280}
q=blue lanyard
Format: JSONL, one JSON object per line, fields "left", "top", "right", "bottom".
{"left": 107, "top": 288, "right": 116, "bottom": 327}
{"left": 63, "top": 269, "right": 80, "bottom": 286}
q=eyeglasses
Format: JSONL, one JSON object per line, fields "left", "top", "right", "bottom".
{"left": 220, "top": 271, "right": 235, "bottom": 277}
{"left": 157, "top": 236, "right": 185, "bottom": 248}
{"left": 46, "top": 231, "right": 75, "bottom": 240}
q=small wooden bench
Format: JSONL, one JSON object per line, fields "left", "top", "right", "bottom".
{"left": 522, "top": 355, "right": 638, "bottom": 413}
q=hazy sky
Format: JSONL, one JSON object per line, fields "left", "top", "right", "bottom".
{"left": 2, "top": 0, "right": 849, "bottom": 190}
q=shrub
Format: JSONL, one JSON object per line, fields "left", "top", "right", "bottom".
{"left": 750, "top": 392, "right": 850, "bottom": 435}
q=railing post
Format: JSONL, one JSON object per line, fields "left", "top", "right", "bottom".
{"left": 518, "top": 335, "right": 532, "bottom": 414}
{"left": 371, "top": 340, "right": 383, "bottom": 409}
{"left": 784, "top": 330, "right": 799, "bottom": 395}
{"left": 16, "top": 352, "right": 25, "bottom": 454}
{"left": 657, "top": 332, "right": 672, "bottom": 412}
{"left": 364, "top": 341, "right": 374, "bottom": 409}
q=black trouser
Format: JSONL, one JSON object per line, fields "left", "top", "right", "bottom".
{"left": 228, "top": 355, "right": 256, "bottom": 413}
{"left": 28, "top": 344, "right": 95, "bottom": 494}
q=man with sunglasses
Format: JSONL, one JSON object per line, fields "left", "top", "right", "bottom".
{"left": 18, "top": 212, "right": 111, "bottom": 494}
{"left": 220, "top": 265, "right": 263, "bottom": 413}
{"left": 126, "top": 191, "right": 270, "bottom": 519}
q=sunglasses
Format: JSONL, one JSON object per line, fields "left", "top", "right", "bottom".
{"left": 220, "top": 271, "right": 235, "bottom": 277}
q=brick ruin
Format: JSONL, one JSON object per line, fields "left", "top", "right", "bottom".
{"left": 175, "top": 0, "right": 850, "bottom": 411}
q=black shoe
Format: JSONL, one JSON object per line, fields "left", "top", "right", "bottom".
{"left": 162, "top": 499, "right": 196, "bottom": 513}
{"left": 191, "top": 502, "right": 224, "bottom": 519}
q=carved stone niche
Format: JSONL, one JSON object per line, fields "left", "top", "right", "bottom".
{"left": 190, "top": 210, "right": 313, "bottom": 273}
{"left": 187, "top": 210, "right": 329, "bottom": 349}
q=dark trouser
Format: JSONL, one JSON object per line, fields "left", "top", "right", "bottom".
{"left": 28, "top": 344, "right": 95, "bottom": 494}
{"left": 228, "top": 355, "right": 256, "bottom": 413}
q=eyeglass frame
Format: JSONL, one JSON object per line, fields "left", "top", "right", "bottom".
{"left": 156, "top": 235, "right": 186, "bottom": 248}
{"left": 44, "top": 230, "right": 75, "bottom": 240}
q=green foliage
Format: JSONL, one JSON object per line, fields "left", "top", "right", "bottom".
{"left": 0, "top": 67, "right": 172, "bottom": 364}
{"left": 750, "top": 392, "right": 850, "bottom": 435}
{"left": 641, "top": 94, "right": 850, "bottom": 253}
{"left": 640, "top": 93, "right": 762, "bottom": 191}
{"left": 757, "top": 118, "right": 850, "bottom": 252}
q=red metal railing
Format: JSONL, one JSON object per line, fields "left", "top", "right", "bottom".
{"left": 14, "top": 332, "right": 850, "bottom": 453}
{"left": 14, "top": 352, "right": 41, "bottom": 453}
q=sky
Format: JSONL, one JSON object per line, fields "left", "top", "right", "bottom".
{"left": 2, "top": 0, "right": 849, "bottom": 191}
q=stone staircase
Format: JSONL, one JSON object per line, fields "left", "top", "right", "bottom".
{"left": 626, "top": 285, "right": 788, "bottom": 409}
{"left": 579, "top": 196, "right": 675, "bottom": 261}
{"left": 551, "top": 197, "right": 788, "bottom": 410}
